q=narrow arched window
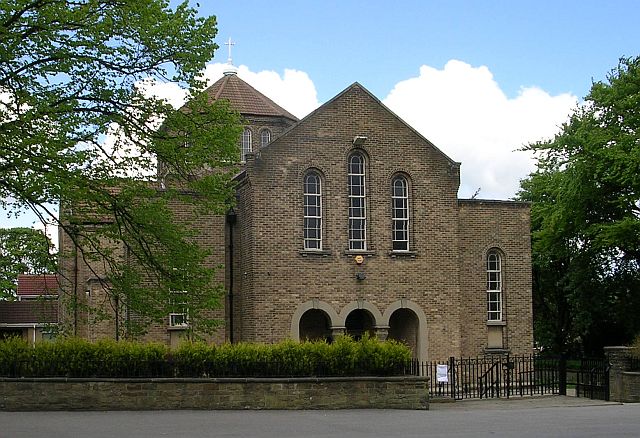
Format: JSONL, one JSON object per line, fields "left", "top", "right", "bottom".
{"left": 348, "top": 153, "right": 366, "bottom": 250}
{"left": 392, "top": 176, "right": 409, "bottom": 251}
{"left": 260, "top": 129, "right": 271, "bottom": 147}
{"left": 487, "top": 251, "right": 502, "bottom": 321}
{"left": 303, "top": 171, "right": 322, "bottom": 250}
{"left": 241, "top": 128, "right": 252, "bottom": 162}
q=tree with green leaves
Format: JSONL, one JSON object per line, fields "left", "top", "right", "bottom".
{"left": 518, "top": 56, "right": 640, "bottom": 355}
{"left": 1, "top": 1, "right": 242, "bottom": 336}
{"left": 0, "top": 227, "right": 56, "bottom": 299}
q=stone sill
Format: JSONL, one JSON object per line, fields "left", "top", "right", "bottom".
{"left": 343, "top": 250, "right": 376, "bottom": 257}
{"left": 483, "top": 348, "right": 511, "bottom": 355}
{"left": 299, "top": 250, "right": 332, "bottom": 257}
{"left": 486, "top": 321, "right": 507, "bottom": 326}
{"left": 388, "top": 251, "right": 418, "bottom": 258}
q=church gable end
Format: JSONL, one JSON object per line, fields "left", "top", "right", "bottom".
{"left": 238, "top": 82, "right": 472, "bottom": 359}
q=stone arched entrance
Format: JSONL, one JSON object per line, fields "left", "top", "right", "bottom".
{"left": 388, "top": 308, "right": 419, "bottom": 358}
{"left": 344, "top": 309, "right": 375, "bottom": 340}
{"left": 299, "top": 309, "right": 331, "bottom": 342}
{"left": 290, "top": 300, "right": 341, "bottom": 341}
{"left": 383, "top": 299, "right": 428, "bottom": 361}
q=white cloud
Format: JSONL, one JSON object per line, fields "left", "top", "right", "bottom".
{"left": 201, "top": 63, "right": 319, "bottom": 119}
{"left": 383, "top": 60, "right": 577, "bottom": 199}
{"left": 137, "top": 78, "right": 189, "bottom": 109}
{"left": 32, "top": 214, "right": 58, "bottom": 252}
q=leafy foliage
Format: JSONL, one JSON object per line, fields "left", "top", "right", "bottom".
{"left": 1, "top": 1, "right": 242, "bottom": 333}
{"left": 632, "top": 335, "right": 640, "bottom": 359}
{"left": 0, "top": 227, "right": 56, "bottom": 298}
{"left": 0, "top": 336, "right": 413, "bottom": 378}
{"left": 518, "top": 56, "right": 640, "bottom": 355}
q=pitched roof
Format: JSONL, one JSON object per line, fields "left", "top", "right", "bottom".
{"left": 203, "top": 74, "right": 298, "bottom": 121}
{"left": 17, "top": 274, "right": 58, "bottom": 296}
{"left": 263, "top": 82, "right": 459, "bottom": 167}
{"left": 0, "top": 300, "right": 58, "bottom": 325}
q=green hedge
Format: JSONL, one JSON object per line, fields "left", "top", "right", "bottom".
{"left": 0, "top": 336, "right": 412, "bottom": 378}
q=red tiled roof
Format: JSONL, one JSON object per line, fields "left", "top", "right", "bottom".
{"left": 0, "top": 300, "right": 58, "bottom": 325}
{"left": 203, "top": 74, "right": 298, "bottom": 121}
{"left": 17, "top": 274, "right": 58, "bottom": 296}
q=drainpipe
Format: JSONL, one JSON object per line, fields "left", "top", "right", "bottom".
{"left": 114, "top": 294, "right": 119, "bottom": 341}
{"left": 226, "top": 208, "right": 237, "bottom": 344}
{"left": 73, "top": 238, "right": 78, "bottom": 337}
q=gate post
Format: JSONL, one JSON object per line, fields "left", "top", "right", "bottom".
{"left": 559, "top": 354, "right": 567, "bottom": 396}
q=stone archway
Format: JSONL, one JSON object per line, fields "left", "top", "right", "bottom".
{"left": 388, "top": 308, "right": 420, "bottom": 358}
{"left": 383, "top": 299, "right": 428, "bottom": 361}
{"left": 290, "top": 300, "right": 340, "bottom": 341}
{"left": 344, "top": 309, "right": 375, "bottom": 340}
{"left": 299, "top": 309, "right": 332, "bottom": 342}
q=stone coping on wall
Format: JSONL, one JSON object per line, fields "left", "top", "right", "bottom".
{"left": 0, "top": 376, "right": 430, "bottom": 411}
{"left": 0, "top": 375, "right": 424, "bottom": 383}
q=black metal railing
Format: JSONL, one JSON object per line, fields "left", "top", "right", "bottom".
{"left": 409, "top": 355, "right": 561, "bottom": 400}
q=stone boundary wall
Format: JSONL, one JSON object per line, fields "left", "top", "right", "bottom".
{"left": 613, "top": 372, "right": 640, "bottom": 403}
{"left": 0, "top": 376, "right": 429, "bottom": 411}
{"left": 604, "top": 346, "right": 640, "bottom": 403}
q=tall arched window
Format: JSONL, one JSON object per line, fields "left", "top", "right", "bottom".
{"left": 348, "top": 153, "right": 367, "bottom": 250}
{"left": 303, "top": 171, "right": 322, "bottom": 250}
{"left": 260, "top": 129, "right": 271, "bottom": 147}
{"left": 487, "top": 251, "right": 502, "bottom": 321}
{"left": 241, "top": 128, "right": 252, "bottom": 162}
{"left": 392, "top": 176, "right": 409, "bottom": 251}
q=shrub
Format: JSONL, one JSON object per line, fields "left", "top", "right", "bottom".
{"left": 632, "top": 334, "right": 640, "bottom": 359}
{"left": 0, "top": 336, "right": 412, "bottom": 378}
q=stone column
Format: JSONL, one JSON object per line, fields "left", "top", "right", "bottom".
{"left": 330, "top": 326, "right": 346, "bottom": 339}
{"left": 375, "top": 326, "right": 390, "bottom": 341}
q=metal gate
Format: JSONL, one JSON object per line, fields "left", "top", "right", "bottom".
{"left": 411, "top": 355, "right": 610, "bottom": 401}
{"left": 570, "top": 358, "right": 610, "bottom": 401}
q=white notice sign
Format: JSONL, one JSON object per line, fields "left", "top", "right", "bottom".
{"left": 436, "top": 364, "right": 448, "bottom": 383}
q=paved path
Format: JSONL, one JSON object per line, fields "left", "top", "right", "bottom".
{"left": 429, "top": 394, "right": 619, "bottom": 410}
{"left": 1, "top": 396, "right": 638, "bottom": 438}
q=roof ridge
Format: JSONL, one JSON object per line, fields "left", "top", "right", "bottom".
{"left": 213, "top": 74, "right": 230, "bottom": 101}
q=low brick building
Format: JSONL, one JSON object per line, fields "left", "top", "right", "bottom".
{"left": 0, "top": 274, "right": 58, "bottom": 343}
{"left": 59, "top": 67, "right": 533, "bottom": 360}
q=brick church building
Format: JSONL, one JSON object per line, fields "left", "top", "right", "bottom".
{"left": 59, "top": 66, "right": 533, "bottom": 361}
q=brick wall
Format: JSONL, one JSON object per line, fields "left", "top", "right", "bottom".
{"left": 0, "top": 377, "right": 429, "bottom": 410}
{"left": 605, "top": 346, "right": 640, "bottom": 403}
{"left": 458, "top": 200, "right": 534, "bottom": 356}
{"left": 58, "top": 197, "right": 227, "bottom": 345}
{"left": 57, "top": 81, "right": 533, "bottom": 359}
{"left": 234, "top": 84, "right": 533, "bottom": 360}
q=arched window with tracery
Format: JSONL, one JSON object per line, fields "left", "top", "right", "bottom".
{"left": 392, "top": 175, "right": 409, "bottom": 251}
{"left": 303, "top": 171, "right": 322, "bottom": 250}
{"left": 348, "top": 153, "right": 367, "bottom": 250}
{"left": 487, "top": 250, "right": 502, "bottom": 321}
{"left": 241, "top": 128, "right": 252, "bottom": 162}
{"left": 260, "top": 129, "right": 271, "bottom": 147}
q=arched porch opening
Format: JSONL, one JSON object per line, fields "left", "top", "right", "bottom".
{"left": 299, "top": 309, "right": 331, "bottom": 342}
{"left": 345, "top": 309, "right": 375, "bottom": 340}
{"left": 388, "top": 308, "right": 420, "bottom": 358}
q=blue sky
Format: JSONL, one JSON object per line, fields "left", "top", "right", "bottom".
{"left": 205, "top": 0, "right": 640, "bottom": 101}
{"left": 3, "top": 0, "right": 640, "bottom": 240}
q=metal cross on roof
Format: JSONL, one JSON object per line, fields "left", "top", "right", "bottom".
{"left": 225, "top": 37, "right": 235, "bottom": 64}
